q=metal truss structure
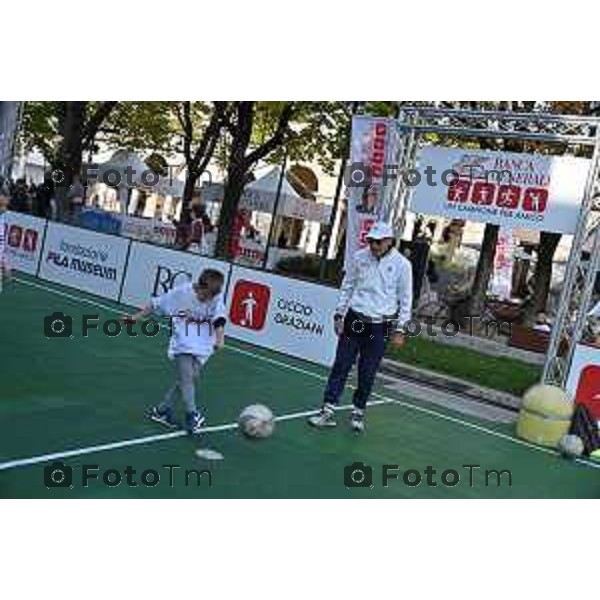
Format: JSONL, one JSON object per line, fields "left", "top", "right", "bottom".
{"left": 392, "top": 105, "right": 600, "bottom": 388}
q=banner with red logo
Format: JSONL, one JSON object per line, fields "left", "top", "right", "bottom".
{"left": 120, "top": 241, "right": 231, "bottom": 308}
{"left": 411, "top": 146, "right": 590, "bottom": 234}
{"left": 227, "top": 266, "right": 339, "bottom": 366}
{"left": 344, "top": 116, "right": 403, "bottom": 268}
{"left": 566, "top": 344, "right": 600, "bottom": 421}
{"left": 4, "top": 211, "right": 46, "bottom": 274}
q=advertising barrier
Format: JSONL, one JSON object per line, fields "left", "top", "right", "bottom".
{"left": 226, "top": 266, "right": 339, "bottom": 366}
{"left": 119, "top": 241, "right": 231, "bottom": 308}
{"left": 38, "top": 222, "right": 130, "bottom": 300}
{"left": 566, "top": 343, "right": 600, "bottom": 422}
{"left": 12, "top": 215, "right": 342, "bottom": 367}
{"left": 4, "top": 211, "right": 46, "bottom": 275}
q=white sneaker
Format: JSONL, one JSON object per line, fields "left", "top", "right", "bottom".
{"left": 350, "top": 408, "right": 365, "bottom": 433}
{"left": 307, "top": 404, "right": 337, "bottom": 428}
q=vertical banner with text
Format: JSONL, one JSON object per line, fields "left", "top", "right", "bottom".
{"left": 344, "top": 116, "right": 402, "bottom": 269}
{"left": 489, "top": 227, "right": 515, "bottom": 299}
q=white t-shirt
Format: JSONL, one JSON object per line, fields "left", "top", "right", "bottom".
{"left": 151, "top": 282, "right": 226, "bottom": 360}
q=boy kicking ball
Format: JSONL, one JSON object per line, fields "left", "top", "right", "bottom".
{"left": 125, "top": 269, "right": 227, "bottom": 434}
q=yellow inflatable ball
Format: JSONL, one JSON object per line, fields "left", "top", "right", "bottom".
{"left": 516, "top": 384, "right": 574, "bottom": 447}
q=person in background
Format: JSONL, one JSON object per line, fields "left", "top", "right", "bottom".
{"left": 425, "top": 220, "right": 437, "bottom": 242}
{"left": 67, "top": 174, "right": 85, "bottom": 223}
{"left": 533, "top": 312, "right": 551, "bottom": 333}
{"left": 34, "top": 174, "right": 54, "bottom": 218}
{"left": 10, "top": 178, "right": 30, "bottom": 213}
{"left": 199, "top": 204, "right": 213, "bottom": 233}
{"left": 277, "top": 230, "right": 288, "bottom": 248}
{"left": 190, "top": 205, "right": 205, "bottom": 246}
{"left": 174, "top": 219, "right": 192, "bottom": 250}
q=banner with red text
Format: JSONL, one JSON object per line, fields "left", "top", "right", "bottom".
{"left": 411, "top": 146, "right": 590, "bottom": 234}
{"left": 344, "top": 116, "right": 403, "bottom": 268}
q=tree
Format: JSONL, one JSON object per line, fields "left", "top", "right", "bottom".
{"left": 172, "top": 101, "right": 227, "bottom": 222}
{"left": 215, "top": 102, "right": 296, "bottom": 259}
{"left": 21, "top": 101, "right": 118, "bottom": 171}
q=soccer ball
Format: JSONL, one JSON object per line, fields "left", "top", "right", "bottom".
{"left": 238, "top": 404, "right": 275, "bottom": 439}
{"left": 557, "top": 434, "right": 584, "bottom": 459}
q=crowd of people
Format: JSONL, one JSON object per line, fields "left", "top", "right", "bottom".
{"left": 0, "top": 174, "right": 57, "bottom": 218}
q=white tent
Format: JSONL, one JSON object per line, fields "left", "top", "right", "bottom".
{"left": 247, "top": 167, "right": 303, "bottom": 199}
{"left": 199, "top": 167, "right": 331, "bottom": 223}
{"left": 245, "top": 167, "right": 330, "bottom": 223}
{"left": 96, "top": 150, "right": 151, "bottom": 187}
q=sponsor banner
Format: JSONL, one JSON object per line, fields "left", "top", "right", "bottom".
{"left": 121, "top": 215, "right": 177, "bottom": 247}
{"left": 566, "top": 343, "right": 600, "bottom": 421}
{"left": 4, "top": 211, "right": 45, "bottom": 274}
{"left": 226, "top": 266, "right": 339, "bottom": 366}
{"left": 489, "top": 227, "right": 515, "bottom": 299}
{"left": 411, "top": 146, "right": 590, "bottom": 234}
{"left": 345, "top": 116, "right": 403, "bottom": 268}
{"left": 38, "top": 222, "right": 130, "bottom": 300}
{"left": 120, "top": 241, "right": 230, "bottom": 308}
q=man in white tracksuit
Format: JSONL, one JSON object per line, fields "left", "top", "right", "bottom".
{"left": 308, "top": 222, "right": 413, "bottom": 432}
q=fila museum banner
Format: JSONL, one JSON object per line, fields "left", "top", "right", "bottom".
{"left": 38, "top": 222, "right": 130, "bottom": 300}
{"left": 410, "top": 146, "right": 591, "bottom": 235}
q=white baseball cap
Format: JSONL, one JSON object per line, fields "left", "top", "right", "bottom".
{"left": 365, "top": 221, "right": 395, "bottom": 241}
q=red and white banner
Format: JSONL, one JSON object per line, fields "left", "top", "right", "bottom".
{"left": 4, "top": 211, "right": 45, "bottom": 275}
{"left": 489, "top": 227, "right": 515, "bottom": 299}
{"left": 566, "top": 343, "right": 600, "bottom": 422}
{"left": 121, "top": 215, "right": 177, "bottom": 247}
{"left": 226, "top": 266, "right": 339, "bottom": 366}
{"left": 410, "top": 147, "right": 590, "bottom": 234}
{"left": 345, "top": 116, "right": 403, "bottom": 267}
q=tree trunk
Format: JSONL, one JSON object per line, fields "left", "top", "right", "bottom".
{"left": 181, "top": 173, "right": 196, "bottom": 224}
{"left": 215, "top": 165, "right": 245, "bottom": 259}
{"left": 468, "top": 223, "right": 499, "bottom": 318}
{"left": 56, "top": 101, "right": 86, "bottom": 220}
{"left": 523, "top": 231, "right": 561, "bottom": 324}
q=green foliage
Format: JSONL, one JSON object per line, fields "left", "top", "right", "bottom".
{"left": 102, "top": 101, "right": 175, "bottom": 154}
{"left": 20, "top": 101, "right": 63, "bottom": 164}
